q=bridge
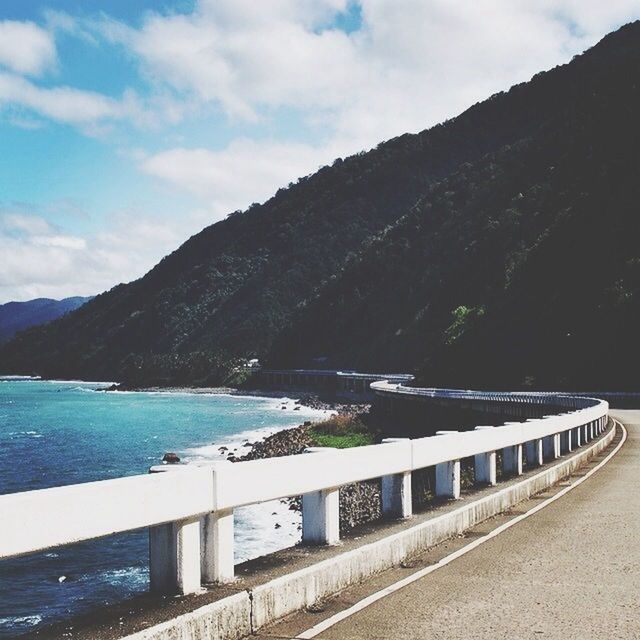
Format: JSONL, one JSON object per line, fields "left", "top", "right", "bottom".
{"left": 0, "top": 383, "right": 631, "bottom": 639}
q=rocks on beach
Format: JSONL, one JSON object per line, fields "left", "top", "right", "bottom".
{"left": 233, "top": 402, "right": 381, "bottom": 534}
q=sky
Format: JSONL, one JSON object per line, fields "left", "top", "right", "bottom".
{"left": 0, "top": 1, "right": 638, "bottom": 302}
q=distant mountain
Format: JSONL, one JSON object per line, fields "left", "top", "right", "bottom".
{"left": 0, "top": 297, "right": 92, "bottom": 343}
{"left": 0, "top": 23, "right": 639, "bottom": 389}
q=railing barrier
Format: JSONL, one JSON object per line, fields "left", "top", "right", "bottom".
{"left": 0, "top": 386, "right": 610, "bottom": 596}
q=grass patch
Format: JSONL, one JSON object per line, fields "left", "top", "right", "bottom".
{"left": 308, "top": 414, "right": 374, "bottom": 449}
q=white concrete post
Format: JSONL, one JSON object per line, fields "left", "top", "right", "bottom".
{"left": 543, "top": 434, "right": 560, "bottom": 460}
{"left": 503, "top": 444, "right": 523, "bottom": 476}
{"left": 474, "top": 427, "right": 496, "bottom": 486}
{"left": 589, "top": 421, "right": 595, "bottom": 440}
{"left": 381, "top": 439, "right": 412, "bottom": 519}
{"left": 435, "top": 432, "right": 461, "bottom": 499}
{"left": 560, "top": 429, "right": 573, "bottom": 454}
{"left": 573, "top": 426, "right": 582, "bottom": 447}
{"left": 435, "top": 460, "right": 461, "bottom": 498}
{"left": 149, "top": 517, "right": 202, "bottom": 595}
{"left": 302, "top": 448, "right": 340, "bottom": 545}
{"left": 149, "top": 522, "right": 173, "bottom": 593}
{"left": 201, "top": 509, "right": 234, "bottom": 584}
{"left": 148, "top": 465, "right": 203, "bottom": 595}
{"left": 525, "top": 439, "right": 543, "bottom": 467}
{"left": 201, "top": 460, "right": 235, "bottom": 584}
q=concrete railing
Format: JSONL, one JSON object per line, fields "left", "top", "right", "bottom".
{"left": 0, "top": 387, "right": 609, "bottom": 598}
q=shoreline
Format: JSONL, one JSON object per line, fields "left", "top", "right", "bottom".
{"left": 112, "top": 384, "right": 359, "bottom": 414}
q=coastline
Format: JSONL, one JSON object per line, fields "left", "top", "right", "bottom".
{"left": 111, "top": 384, "right": 354, "bottom": 413}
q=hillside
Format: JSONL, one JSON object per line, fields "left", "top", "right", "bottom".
{"left": 0, "top": 297, "right": 91, "bottom": 343}
{"left": 269, "top": 23, "right": 640, "bottom": 390}
{"left": 1, "top": 23, "right": 639, "bottom": 388}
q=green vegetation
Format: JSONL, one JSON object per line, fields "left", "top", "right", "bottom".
{"left": 308, "top": 415, "right": 374, "bottom": 449}
{"left": 1, "top": 23, "right": 639, "bottom": 390}
{"left": 444, "top": 305, "right": 485, "bottom": 346}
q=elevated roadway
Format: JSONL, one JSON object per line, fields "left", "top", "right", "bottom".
{"left": 258, "top": 411, "right": 638, "bottom": 639}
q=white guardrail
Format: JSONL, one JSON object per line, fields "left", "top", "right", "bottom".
{"left": 0, "top": 385, "right": 609, "bottom": 596}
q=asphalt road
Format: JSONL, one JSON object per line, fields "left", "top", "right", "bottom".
{"left": 259, "top": 411, "right": 639, "bottom": 640}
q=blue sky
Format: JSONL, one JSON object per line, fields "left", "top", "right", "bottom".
{"left": 0, "top": 1, "right": 638, "bottom": 302}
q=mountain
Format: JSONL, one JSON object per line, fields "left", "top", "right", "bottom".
{"left": 0, "top": 297, "right": 92, "bottom": 343}
{"left": 1, "top": 23, "right": 639, "bottom": 389}
{"left": 269, "top": 23, "right": 640, "bottom": 390}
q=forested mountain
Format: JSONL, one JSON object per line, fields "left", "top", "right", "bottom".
{"left": 0, "top": 297, "right": 91, "bottom": 343}
{"left": 1, "top": 23, "right": 639, "bottom": 389}
{"left": 270, "top": 23, "right": 640, "bottom": 390}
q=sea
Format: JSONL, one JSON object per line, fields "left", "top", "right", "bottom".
{"left": 0, "top": 378, "right": 330, "bottom": 637}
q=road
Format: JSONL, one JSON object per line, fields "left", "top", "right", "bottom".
{"left": 258, "top": 411, "right": 639, "bottom": 640}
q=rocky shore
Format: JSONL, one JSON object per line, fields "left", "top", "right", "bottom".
{"left": 232, "top": 404, "right": 381, "bottom": 534}
{"left": 148, "top": 387, "right": 380, "bottom": 534}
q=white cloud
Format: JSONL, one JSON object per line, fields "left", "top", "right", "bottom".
{"left": 0, "top": 207, "right": 208, "bottom": 301}
{"left": 109, "top": 0, "right": 640, "bottom": 213}
{"left": 140, "top": 139, "right": 339, "bottom": 216}
{"left": 0, "top": 20, "right": 56, "bottom": 76}
{"left": 106, "top": 1, "right": 640, "bottom": 140}
{"left": 2, "top": 212, "right": 54, "bottom": 235}
{"left": 113, "top": 1, "right": 359, "bottom": 121}
{"left": 0, "top": 72, "right": 151, "bottom": 130}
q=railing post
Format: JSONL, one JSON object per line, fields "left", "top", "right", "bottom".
{"left": 435, "top": 432, "right": 460, "bottom": 499}
{"left": 149, "top": 517, "right": 202, "bottom": 595}
{"left": 573, "top": 426, "right": 582, "bottom": 447}
{"left": 148, "top": 465, "right": 202, "bottom": 595}
{"left": 302, "top": 448, "right": 340, "bottom": 545}
{"left": 543, "top": 434, "right": 560, "bottom": 460}
{"left": 381, "top": 439, "right": 412, "bottom": 519}
{"left": 474, "top": 427, "right": 497, "bottom": 485}
{"left": 525, "top": 439, "right": 543, "bottom": 467}
{"left": 503, "top": 444, "right": 523, "bottom": 476}
{"left": 201, "top": 461, "right": 234, "bottom": 584}
{"left": 560, "top": 429, "right": 573, "bottom": 454}
{"left": 201, "top": 509, "right": 234, "bottom": 583}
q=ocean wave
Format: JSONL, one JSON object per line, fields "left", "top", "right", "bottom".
{"left": 8, "top": 430, "right": 43, "bottom": 439}
{"left": 97, "top": 566, "right": 148, "bottom": 588}
{"left": 0, "top": 614, "right": 43, "bottom": 629}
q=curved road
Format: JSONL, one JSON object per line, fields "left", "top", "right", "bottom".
{"left": 259, "top": 411, "right": 639, "bottom": 640}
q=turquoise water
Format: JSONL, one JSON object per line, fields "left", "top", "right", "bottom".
{"left": 0, "top": 379, "right": 327, "bottom": 637}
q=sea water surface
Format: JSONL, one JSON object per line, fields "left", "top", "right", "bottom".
{"left": 0, "top": 378, "right": 329, "bottom": 637}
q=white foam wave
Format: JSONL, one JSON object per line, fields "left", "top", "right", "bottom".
{"left": 98, "top": 566, "right": 148, "bottom": 588}
{"left": 8, "top": 430, "right": 43, "bottom": 438}
{"left": 0, "top": 614, "right": 43, "bottom": 628}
